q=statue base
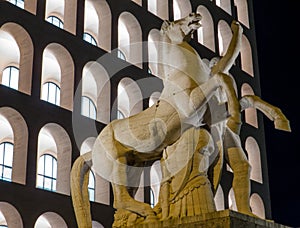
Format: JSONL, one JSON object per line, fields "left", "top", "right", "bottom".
{"left": 128, "top": 210, "right": 290, "bottom": 228}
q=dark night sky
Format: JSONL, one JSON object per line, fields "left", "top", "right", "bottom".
{"left": 252, "top": 1, "right": 299, "bottom": 227}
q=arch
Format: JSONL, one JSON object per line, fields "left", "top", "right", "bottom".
{"left": 241, "top": 35, "right": 254, "bottom": 76}
{"left": 245, "top": 137, "right": 262, "bottom": 183}
{"left": 84, "top": 0, "right": 112, "bottom": 52}
{"left": 214, "top": 185, "right": 225, "bottom": 211}
{"left": 0, "top": 107, "right": 28, "bottom": 185}
{"left": 234, "top": 0, "right": 249, "bottom": 28}
{"left": 45, "top": 0, "right": 65, "bottom": 27}
{"left": 82, "top": 61, "right": 111, "bottom": 124}
{"left": 250, "top": 193, "right": 265, "bottom": 219}
{"left": 149, "top": 91, "right": 161, "bottom": 107}
{"left": 0, "top": 22, "right": 34, "bottom": 95}
{"left": 132, "top": 0, "right": 142, "bottom": 6}
{"left": 196, "top": 5, "right": 215, "bottom": 52}
{"left": 148, "top": 29, "right": 160, "bottom": 77}
{"left": 217, "top": 20, "right": 232, "bottom": 56}
{"left": 118, "top": 77, "right": 143, "bottom": 117}
{"left": 34, "top": 212, "right": 67, "bottom": 228}
{"left": 118, "top": 12, "right": 143, "bottom": 68}
{"left": 37, "top": 123, "right": 72, "bottom": 195}
{"left": 45, "top": 0, "right": 78, "bottom": 33}
{"left": 147, "top": 0, "right": 168, "bottom": 19}
{"left": 216, "top": 0, "right": 232, "bottom": 15}
{"left": 80, "top": 138, "right": 110, "bottom": 205}
{"left": 92, "top": 221, "right": 105, "bottom": 228}
{"left": 241, "top": 83, "right": 258, "bottom": 128}
{"left": 41, "top": 43, "right": 74, "bottom": 111}
{"left": 150, "top": 160, "right": 162, "bottom": 207}
{"left": 24, "top": 0, "right": 38, "bottom": 15}
{"left": 228, "top": 188, "right": 237, "bottom": 211}
{"left": 0, "top": 202, "right": 23, "bottom": 228}
{"left": 173, "top": 0, "right": 192, "bottom": 20}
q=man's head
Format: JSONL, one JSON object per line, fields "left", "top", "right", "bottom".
{"left": 160, "top": 13, "right": 202, "bottom": 43}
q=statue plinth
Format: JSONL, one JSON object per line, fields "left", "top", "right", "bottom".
{"left": 128, "top": 210, "right": 290, "bottom": 228}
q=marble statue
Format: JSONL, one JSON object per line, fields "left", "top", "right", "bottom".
{"left": 70, "top": 13, "right": 291, "bottom": 228}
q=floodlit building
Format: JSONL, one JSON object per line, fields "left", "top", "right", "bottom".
{"left": 0, "top": 0, "right": 270, "bottom": 227}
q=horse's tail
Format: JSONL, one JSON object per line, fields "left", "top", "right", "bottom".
{"left": 239, "top": 95, "right": 291, "bottom": 132}
{"left": 70, "top": 151, "right": 93, "bottom": 228}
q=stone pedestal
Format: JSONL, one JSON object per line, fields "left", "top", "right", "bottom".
{"left": 129, "top": 210, "right": 290, "bottom": 228}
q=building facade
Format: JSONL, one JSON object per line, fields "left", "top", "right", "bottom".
{"left": 0, "top": 0, "right": 271, "bottom": 227}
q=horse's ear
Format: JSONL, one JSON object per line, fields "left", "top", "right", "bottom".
{"left": 160, "top": 20, "right": 170, "bottom": 34}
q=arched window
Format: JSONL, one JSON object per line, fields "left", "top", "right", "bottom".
{"left": 150, "top": 188, "right": 155, "bottom": 208}
{"left": 88, "top": 171, "right": 95, "bottom": 202}
{"left": 81, "top": 96, "right": 97, "bottom": 120}
{"left": 1, "top": 66, "right": 19, "bottom": 90}
{"left": 196, "top": 6, "right": 215, "bottom": 52}
{"left": 216, "top": 0, "right": 232, "bottom": 15}
{"left": 241, "top": 83, "right": 258, "bottom": 128}
{"left": 0, "top": 23, "right": 34, "bottom": 95}
{"left": 228, "top": 188, "right": 237, "bottom": 211}
{"left": 214, "top": 185, "right": 225, "bottom": 211}
{"left": 0, "top": 202, "right": 23, "bottom": 227}
{"left": 117, "top": 110, "right": 125, "bottom": 119}
{"left": 41, "top": 82, "right": 61, "bottom": 106}
{"left": 34, "top": 212, "right": 67, "bottom": 228}
{"left": 246, "top": 137, "right": 263, "bottom": 183}
{"left": 8, "top": 0, "right": 24, "bottom": 9}
{"left": 83, "top": 33, "right": 97, "bottom": 46}
{"left": 173, "top": 0, "right": 192, "bottom": 20}
{"left": 118, "top": 12, "right": 142, "bottom": 68}
{"left": 117, "top": 49, "right": 126, "bottom": 61}
{"left": 36, "top": 154, "right": 57, "bottom": 192}
{"left": 46, "top": 16, "right": 64, "bottom": 29}
{"left": 147, "top": 0, "right": 168, "bottom": 19}
{"left": 0, "top": 142, "right": 13, "bottom": 182}
{"left": 250, "top": 193, "right": 265, "bottom": 219}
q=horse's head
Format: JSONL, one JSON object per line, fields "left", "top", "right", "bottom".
{"left": 160, "top": 13, "right": 202, "bottom": 43}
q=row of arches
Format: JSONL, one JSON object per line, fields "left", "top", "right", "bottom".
{"left": 5, "top": 0, "right": 255, "bottom": 76}
{"left": 0, "top": 202, "right": 104, "bottom": 228}
{"left": 0, "top": 21, "right": 256, "bottom": 125}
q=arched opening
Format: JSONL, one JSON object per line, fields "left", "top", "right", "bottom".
{"left": 197, "top": 5, "right": 215, "bottom": 52}
{"left": 148, "top": 29, "right": 160, "bottom": 77}
{"left": 149, "top": 91, "right": 161, "bottom": 107}
{"left": 0, "top": 107, "right": 28, "bottom": 185}
{"left": 118, "top": 77, "right": 143, "bottom": 117}
{"left": 34, "top": 212, "right": 67, "bottom": 228}
{"left": 241, "top": 35, "right": 254, "bottom": 76}
{"left": 150, "top": 160, "right": 162, "bottom": 207}
{"left": 37, "top": 123, "right": 72, "bottom": 195}
{"left": 41, "top": 43, "right": 74, "bottom": 111}
{"left": 245, "top": 137, "right": 262, "bottom": 183}
{"left": 217, "top": 20, "right": 232, "bottom": 56}
{"left": 250, "top": 193, "right": 265, "bottom": 219}
{"left": 228, "top": 188, "right": 237, "bottom": 211}
{"left": 147, "top": 0, "right": 168, "bottom": 19}
{"left": 118, "top": 12, "right": 143, "bottom": 68}
{"left": 173, "top": 0, "right": 192, "bottom": 20}
{"left": 241, "top": 83, "right": 258, "bottom": 128}
{"left": 84, "top": 0, "right": 112, "bottom": 51}
{"left": 0, "top": 22, "right": 34, "bottom": 95}
{"left": 0, "top": 202, "right": 23, "bottom": 228}
{"left": 80, "top": 137, "right": 110, "bottom": 205}
{"left": 92, "top": 221, "right": 105, "bottom": 228}
{"left": 214, "top": 185, "right": 225, "bottom": 211}
{"left": 82, "top": 62, "right": 111, "bottom": 124}
{"left": 234, "top": 0, "right": 249, "bottom": 28}
{"left": 216, "top": 0, "right": 232, "bottom": 15}
{"left": 132, "top": 0, "right": 142, "bottom": 6}
{"left": 45, "top": 0, "right": 65, "bottom": 28}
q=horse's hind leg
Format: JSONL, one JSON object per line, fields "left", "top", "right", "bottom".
{"left": 92, "top": 124, "right": 156, "bottom": 219}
